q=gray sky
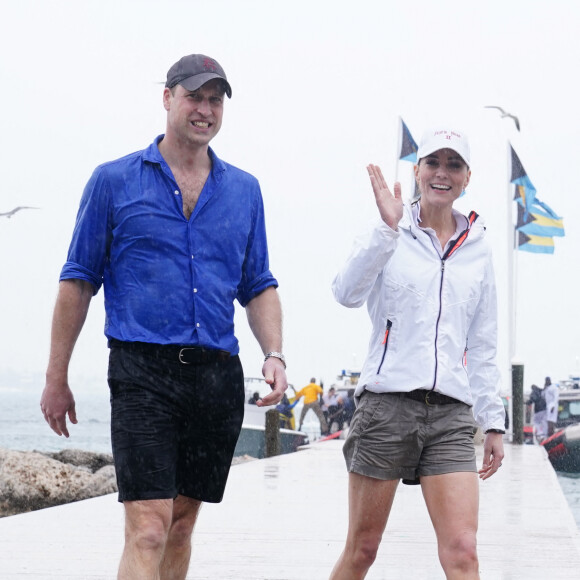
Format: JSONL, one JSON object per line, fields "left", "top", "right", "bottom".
{"left": 1, "top": 0, "right": 578, "bottom": 395}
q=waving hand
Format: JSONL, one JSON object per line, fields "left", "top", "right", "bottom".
{"left": 367, "top": 164, "right": 403, "bottom": 230}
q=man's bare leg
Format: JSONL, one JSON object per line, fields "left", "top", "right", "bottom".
{"left": 118, "top": 498, "right": 173, "bottom": 580}
{"left": 160, "top": 495, "right": 203, "bottom": 580}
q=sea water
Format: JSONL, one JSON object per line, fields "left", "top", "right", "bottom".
{"left": 556, "top": 473, "right": 580, "bottom": 529}
{"left": 3, "top": 383, "right": 580, "bottom": 530}
{"left": 1, "top": 383, "right": 112, "bottom": 454}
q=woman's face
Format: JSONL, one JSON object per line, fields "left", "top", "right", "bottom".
{"left": 414, "top": 149, "right": 471, "bottom": 210}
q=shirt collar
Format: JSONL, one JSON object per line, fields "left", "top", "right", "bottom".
{"left": 143, "top": 135, "right": 227, "bottom": 178}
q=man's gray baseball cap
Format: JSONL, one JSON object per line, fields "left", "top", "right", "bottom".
{"left": 165, "top": 54, "right": 232, "bottom": 98}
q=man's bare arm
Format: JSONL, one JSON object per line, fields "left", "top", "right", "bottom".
{"left": 245, "top": 287, "right": 287, "bottom": 406}
{"left": 40, "top": 279, "right": 94, "bottom": 437}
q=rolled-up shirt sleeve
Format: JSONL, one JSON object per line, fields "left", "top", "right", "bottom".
{"left": 236, "top": 184, "right": 278, "bottom": 307}
{"left": 60, "top": 166, "right": 112, "bottom": 294}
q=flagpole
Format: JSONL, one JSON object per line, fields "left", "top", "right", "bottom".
{"left": 507, "top": 140, "right": 524, "bottom": 443}
{"left": 394, "top": 116, "right": 402, "bottom": 183}
{"left": 507, "top": 140, "right": 516, "bottom": 364}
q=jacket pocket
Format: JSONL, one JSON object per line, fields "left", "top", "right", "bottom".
{"left": 376, "top": 319, "right": 392, "bottom": 375}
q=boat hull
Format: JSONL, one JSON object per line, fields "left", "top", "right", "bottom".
{"left": 234, "top": 423, "right": 309, "bottom": 459}
{"left": 234, "top": 399, "right": 308, "bottom": 459}
{"left": 542, "top": 424, "right": 580, "bottom": 473}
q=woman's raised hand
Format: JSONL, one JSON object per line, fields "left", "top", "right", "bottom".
{"left": 367, "top": 164, "right": 403, "bottom": 230}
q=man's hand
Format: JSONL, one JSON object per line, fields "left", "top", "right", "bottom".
{"left": 257, "top": 357, "right": 288, "bottom": 407}
{"left": 40, "top": 380, "right": 78, "bottom": 437}
{"left": 478, "top": 432, "right": 505, "bottom": 480}
{"left": 245, "top": 287, "right": 287, "bottom": 407}
{"left": 40, "top": 279, "right": 92, "bottom": 438}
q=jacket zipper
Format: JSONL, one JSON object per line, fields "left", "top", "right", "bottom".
{"left": 431, "top": 261, "right": 445, "bottom": 389}
{"left": 377, "top": 319, "right": 392, "bottom": 374}
{"left": 431, "top": 211, "right": 479, "bottom": 390}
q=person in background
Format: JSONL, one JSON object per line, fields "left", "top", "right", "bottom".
{"left": 40, "top": 53, "right": 287, "bottom": 580}
{"left": 248, "top": 391, "right": 261, "bottom": 405}
{"left": 295, "top": 378, "right": 328, "bottom": 435}
{"left": 342, "top": 388, "right": 356, "bottom": 427}
{"left": 544, "top": 376, "right": 559, "bottom": 437}
{"left": 322, "top": 386, "right": 345, "bottom": 433}
{"left": 526, "top": 384, "right": 547, "bottom": 442}
{"left": 330, "top": 127, "right": 505, "bottom": 579}
{"left": 276, "top": 393, "right": 300, "bottom": 429}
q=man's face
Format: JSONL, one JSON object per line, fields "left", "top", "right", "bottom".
{"left": 163, "top": 79, "right": 225, "bottom": 148}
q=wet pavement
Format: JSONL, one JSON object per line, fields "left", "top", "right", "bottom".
{"left": 1, "top": 440, "right": 579, "bottom": 579}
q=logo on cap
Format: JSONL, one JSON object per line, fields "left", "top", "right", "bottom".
{"left": 434, "top": 130, "right": 462, "bottom": 140}
{"left": 203, "top": 58, "right": 218, "bottom": 72}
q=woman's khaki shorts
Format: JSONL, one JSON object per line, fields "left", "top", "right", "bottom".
{"left": 343, "top": 390, "right": 478, "bottom": 484}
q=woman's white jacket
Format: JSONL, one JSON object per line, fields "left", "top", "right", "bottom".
{"left": 332, "top": 204, "right": 506, "bottom": 432}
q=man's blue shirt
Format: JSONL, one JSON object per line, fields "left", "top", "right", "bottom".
{"left": 60, "top": 136, "right": 278, "bottom": 354}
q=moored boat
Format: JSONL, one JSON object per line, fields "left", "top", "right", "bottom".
{"left": 234, "top": 377, "right": 309, "bottom": 459}
{"left": 541, "top": 381, "right": 580, "bottom": 473}
{"left": 542, "top": 424, "right": 580, "bottom": 473}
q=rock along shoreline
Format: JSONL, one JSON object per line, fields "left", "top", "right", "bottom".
{"left": 0, "top": 448, "right": 117, "bottom": 517}
{"left": 0, "top": 447, "right": 258, "bottom": 518}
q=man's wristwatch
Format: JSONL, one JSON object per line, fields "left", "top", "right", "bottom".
{"left": 485, "top": 429, "right": 505, "bottom": 434}
{"left": 264, "top": 351, "right": 286, "bottom": 369}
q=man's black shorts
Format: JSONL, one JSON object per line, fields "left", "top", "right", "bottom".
{"left": 107, "top": 343, "right": 245, "bottom": 504}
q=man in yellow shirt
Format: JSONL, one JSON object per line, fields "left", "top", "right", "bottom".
{"left": 295, "top": 378, "right": 328, "bottom": 435}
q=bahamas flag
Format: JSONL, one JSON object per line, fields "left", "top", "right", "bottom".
{"left": 511, "top": 146, "right": 538, "bottom": 217}
{"left": 399, "top": 118, "right": 418, "bottom": 163}
{"left": 517, "top": 231, "right": 555, "bottom": 254}
{"left": 511, "top": 144, "right": 565, "bottom": 253}
{"left": 516, "top": 203, "right": 565, "bottom": 239}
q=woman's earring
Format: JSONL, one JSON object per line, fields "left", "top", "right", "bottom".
{"left": 460, "top": 189, "right": 467, "bottom": 198}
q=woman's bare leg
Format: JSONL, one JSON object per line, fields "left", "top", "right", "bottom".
{"left": 421, "top": 472, "right": 480, "bottom": 579}
{"left": 329, "top": 472, "right": 399, "bottom": 580}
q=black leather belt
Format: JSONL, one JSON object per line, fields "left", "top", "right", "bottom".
{"left": 109, "top": 339, "right": 231, "bottom": 365}
{"left": 404, "top": 389, "right": 461, "bottom": 406}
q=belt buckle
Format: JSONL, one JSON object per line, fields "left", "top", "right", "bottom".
{"left": 179, "top": 348, "right": 195, "bottom": 365}
{"left": 424, "top": 391, "right": 433, "bottom": 406}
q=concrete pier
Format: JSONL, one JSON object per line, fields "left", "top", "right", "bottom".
{"left": 1, "top": 440, "right": 579, "bottom": 579}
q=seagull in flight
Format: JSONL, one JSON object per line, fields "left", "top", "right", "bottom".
{"left": 485, "top": 106, "right": 520, "bottom": 131}
{"left": 0, "top": 206, "right": 40, "bottom": 218}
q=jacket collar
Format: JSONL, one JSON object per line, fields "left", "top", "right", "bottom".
{"left": 401, "top": 202, "right": 486, "bottom": 248}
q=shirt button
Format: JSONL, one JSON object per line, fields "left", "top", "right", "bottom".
{"left": 196, "top": 323, "right": 200, "bottom": 328}
{"left": 174, "top": 190, "right": 180, "bottom": 195}
{"left": 193, "top": 288, "right": 198, "bottom": 293}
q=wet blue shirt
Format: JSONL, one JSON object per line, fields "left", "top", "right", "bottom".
{"left": 60, "top": 136, "right": 278, "bottom": 354}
